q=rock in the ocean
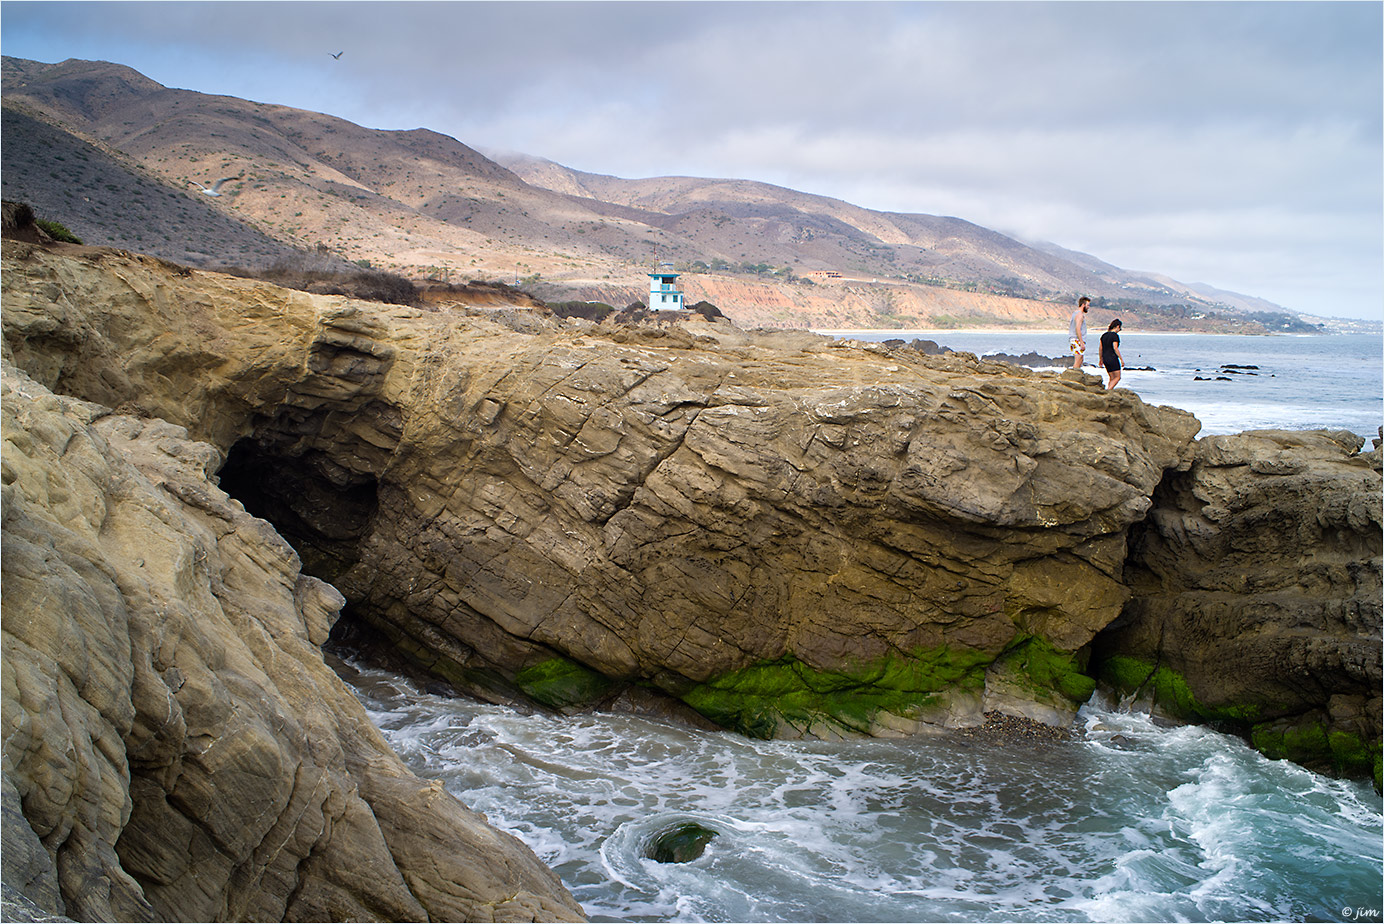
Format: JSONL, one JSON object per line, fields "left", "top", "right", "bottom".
{"left": 1092, "top": 429, "right": 1383, "bottom": 782}
{"left": 0, "top": 360, "right": 583, "bottom": 921}
{"left": 644, "top": 822, "right": 718, "bottom": 863}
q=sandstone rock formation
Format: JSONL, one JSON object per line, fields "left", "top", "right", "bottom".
{"left": 1092, "top": 428, "right": 1383, "bottom": 782}
{"left": 2, "top": 233, "right": 1378, "bottom": 849}
{"left": 0, "top": 356, "right": 584, "bottom": 919}
{"left": 2, "top": 242, "right": 1200, "bottom": 745}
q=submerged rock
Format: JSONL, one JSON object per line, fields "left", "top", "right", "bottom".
{"left": 645, "top": 823, "right": 718, "bottom": 863}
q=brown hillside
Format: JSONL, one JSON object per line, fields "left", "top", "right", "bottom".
{"left": 2, "top": 56, "right": 1308, "bottom": 332}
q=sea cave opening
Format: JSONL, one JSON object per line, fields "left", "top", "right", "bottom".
{"left": 217, "top": 437, "right": 380, "bottom": 585}
{"left": 216, "top": 431, "right": 453, "bottom": 683}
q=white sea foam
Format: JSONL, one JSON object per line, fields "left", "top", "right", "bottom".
{"left": 338, "top": 661, "right": 1382, "bottom": 922}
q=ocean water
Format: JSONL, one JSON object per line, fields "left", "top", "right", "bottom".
{"left": 334, "top": 332, "right": 1383, "bottom": 923}
{"left": 824, "top": 331, "right": 1383, "bottom": 442}
{"left": 340, "top": 660, "right": 1382, "bottom": 923}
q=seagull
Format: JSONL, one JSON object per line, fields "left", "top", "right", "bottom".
{"left": 190, "top": 174, "right": 243, "bottom": 197}
{"left": 331, "top": 51, "right": 343, "bottom": 59}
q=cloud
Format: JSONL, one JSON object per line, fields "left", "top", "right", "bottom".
{"left": 3, "top": 0, "right": 1380, "bottom": 319}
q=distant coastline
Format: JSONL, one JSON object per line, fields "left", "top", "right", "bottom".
{"left": 811, "top": 328, "right": 1350, "bottom": 338}
{"left": 815, "top": 328, "right": 1196, "bottom": 337}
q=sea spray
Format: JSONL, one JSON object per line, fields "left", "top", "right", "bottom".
{"left": 338, "top": 658, "right": 1382, "bottom": 923}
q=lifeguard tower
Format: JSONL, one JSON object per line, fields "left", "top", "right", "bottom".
{"left": 648, "top": 263, "right": 685, "bottom": 311}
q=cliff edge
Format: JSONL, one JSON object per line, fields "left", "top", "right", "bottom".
{"left": 3, "top": 242, "right": 1201, "bottom": 736}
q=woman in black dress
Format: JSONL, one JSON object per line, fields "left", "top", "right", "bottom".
{"left": 1100, "top": 319, "right": 1123, "bottom": 390}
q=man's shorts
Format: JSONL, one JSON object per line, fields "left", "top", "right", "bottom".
{"left": 1069, "top": 338, "right": 1085, "bottom": 356}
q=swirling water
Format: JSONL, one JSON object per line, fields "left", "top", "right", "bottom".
{"left": 336, "top": 332, "right": 1382, "bottom": 923}
{"left": 339, "top": 659, "right": 1382, "bottom": 923}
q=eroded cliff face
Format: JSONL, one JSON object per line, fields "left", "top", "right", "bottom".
{"left": 551, "top": 275, "right": 1075, "bottom": 330}
{"left": 0, "top": 357, "right": 585, "bottom": 921}
{"left": 2, "top": 237, "right": 1379, "bottom": 909}
{"left": 2, "top": 243, "right": 1200, "bottom": 742}
{"left": 1092, "top": 429, "right": 1383, "bottom": 782}
{"left": 5, "top": 240, "right": 1378, "bottom": 924}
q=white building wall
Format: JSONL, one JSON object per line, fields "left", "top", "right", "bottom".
{"left": 648, "top": 272, "right": 684, "bottom": 311}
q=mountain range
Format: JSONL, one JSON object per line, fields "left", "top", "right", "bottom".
{"left": 1, "top": 56, "right": 1329, "bottom": 332}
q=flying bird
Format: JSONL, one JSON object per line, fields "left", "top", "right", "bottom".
{"left": 331, "top": 51, "right": 343, "bottom": 59}
{"left": 190, "top": 174, "right": 243, "bottom": 197}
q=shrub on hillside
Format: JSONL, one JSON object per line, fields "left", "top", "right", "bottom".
{"left": 218, "top": 253, "right": 419, "bottom": 306}
{"left": 548, "top": 300, "right": 617, "bottom": 321}
{"left": 2, "top": 201, "right": 83, "bottom": 244}
{"left": 1, "top": 201, "right": 36, "bottom": 233}
{"left": 614, "top": 302, "right": 652, "bottom": 324}
{"left": 687, "top": 300, "right": 724, "bottom": 321}
{"left": 35, "top": 219, "right": 82, "bottom": 244}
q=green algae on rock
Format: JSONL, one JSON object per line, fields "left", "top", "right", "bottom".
{"left": 1096, "top": 653, "right": 1381, "bottom": 785}
{"left": 681, "top": 648, "right": 994, "bottom": 739}
{"left": 516, "top": 657, "right": 619, "bottom": 710}
{"left": 1092, "top": 429, "right": 1381, "bottom": 783}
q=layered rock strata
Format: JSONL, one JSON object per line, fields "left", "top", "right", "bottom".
{"left": 1, "top": 356, "right": 584, "bottom": 917}
{"left": 3, "top": 243, "right": 1199, "bottom": 740}
{"left": 2, "top": 242, "right": 1378, "bottom": 802}
{"left": 1093, "top": 429, "right": 1383, "bottom": 782}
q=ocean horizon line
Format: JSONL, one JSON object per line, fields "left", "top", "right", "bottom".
{"left": 810, "top": 328, "right": 1346, "bottom": 338}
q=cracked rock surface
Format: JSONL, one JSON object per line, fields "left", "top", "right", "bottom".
{"left": 0, "top": 354, "right": 583, "bottom": 919}
{"left": 2, "top": 244, "right": 1203, "bottom": 738}
{"left": 2, "top": 241, "right": 1378, "bottom": 923}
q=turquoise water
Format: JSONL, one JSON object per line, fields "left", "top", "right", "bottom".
{"left": 342, "top": 661, "right": 1382, "bottom": 924}
{"left": 826, "top": 331, "right": 1383, "bottom": 441}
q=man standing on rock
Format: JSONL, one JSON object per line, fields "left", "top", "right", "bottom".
{"left": 1069, "top": 296, "right": 1090, "bottom": 369}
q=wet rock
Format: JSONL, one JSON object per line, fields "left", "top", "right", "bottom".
{"left": 1093, "top": 429, "right": 1382, "bottom": 780}
{"left": 955, "top": 711, "right": 1076, "bottom": 744}
{"left": 645, "top": 823, "right": 718, "bottom": 863}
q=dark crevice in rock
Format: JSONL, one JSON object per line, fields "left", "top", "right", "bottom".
{"left": 217, "top": 438, "right": 379, "bottom": 584}
{"left": 1089, "top": 440, "right": 1383, "bottom": 783}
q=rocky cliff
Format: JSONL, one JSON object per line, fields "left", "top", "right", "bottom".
{"left": 2, "top": 240, "right": 1379, "bottom": 917}
{"left": 2, "top": 247, "right": 585, "bottom": 919}
{"left": 1091, "top": 429, "right": 1383, "bottom": 781}
{"left": 2, "top": 241, "right": 1204, "bottom": 734}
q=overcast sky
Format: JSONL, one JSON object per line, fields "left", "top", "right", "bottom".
{"left": 4, "top": 1, "right": 1381, "bottom": 320}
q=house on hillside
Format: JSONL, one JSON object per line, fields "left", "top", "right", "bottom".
{"left": 649, "top": 263, "right": 684, "bottom": 311}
